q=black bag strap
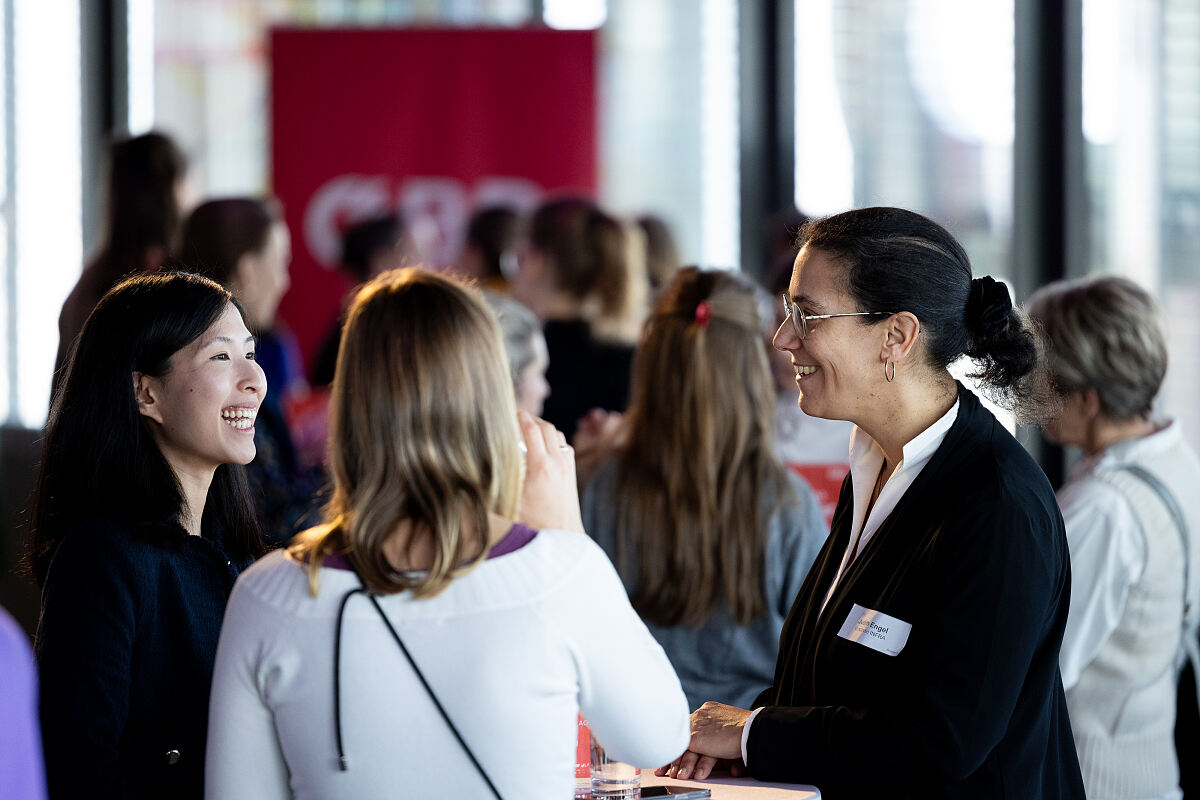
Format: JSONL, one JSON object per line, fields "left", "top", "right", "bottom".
{"left": 332, "top": 575, "right": 504, "bottom": 800}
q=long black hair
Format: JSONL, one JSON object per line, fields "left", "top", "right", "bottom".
{"left": 31, "top": 272, "right": 265, "bottom": 586}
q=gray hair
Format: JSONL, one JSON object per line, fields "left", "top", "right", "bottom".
{"left": 1026, "top": 275, "right": 1167, "bottom": 420}
{"left": 483, "top": 291, "right": 543, "bottom": 392}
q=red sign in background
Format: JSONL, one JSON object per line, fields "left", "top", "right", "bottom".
{"left": 271, "top": 27, "right": 598, "bottom": 370}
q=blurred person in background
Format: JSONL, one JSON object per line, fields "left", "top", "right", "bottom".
{"left": 176, "top": 197, "right": 322, "bottom": 545}
{"left": 510, "top": 196, "right": 644, "bottom": 442}
{"left": 636, "top": 213, "right": 682, "bottom": 302}
{"left": 456, "top": 204, "right": 520, "bottom": 294}
{"left": 581, "top": 267, "right": 826, "bottom": 711}
{"left": 54, "top": 131, "right": 191, "bottom": 397}
{"left": 1029, "top": 276, "right": 1200, "bottom": 800}
{"left": 311, "top": 213, "right": 409, "bottom": 388}
{"left": 177, "top": 197, "right": 299, "bottom": 399}
{"left": 484, "top": 291, "right": 551, "bottom": 417}
{"left": 33, "top": 273, "right": 267, "bottom": 800}
{"left": 1, "top": 603, "right": 46, "bottom": 800}
{"left": 205, "top": 268, "right": 688, "bottom": 799}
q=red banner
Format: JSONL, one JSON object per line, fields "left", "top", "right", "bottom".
{"left": 270, "top": 27, "right": 598, "bottom": 369}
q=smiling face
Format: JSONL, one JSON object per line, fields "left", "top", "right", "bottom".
{"left": 771, "top": 245, "right": 889, "bottom": 422}
{"left": 136, "top": 302, "right": 267, "bottom": 480}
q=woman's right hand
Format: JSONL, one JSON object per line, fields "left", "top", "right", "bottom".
{"left": 517, "top": 411, "right": 585, "bottom": 533}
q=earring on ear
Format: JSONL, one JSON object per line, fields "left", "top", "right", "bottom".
{"left": 884, "top": 359, "right": 895, "bottom": 382}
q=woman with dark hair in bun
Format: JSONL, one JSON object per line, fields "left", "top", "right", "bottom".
{"left": 664, "top": 207, "right": 1084, "bottom": 798}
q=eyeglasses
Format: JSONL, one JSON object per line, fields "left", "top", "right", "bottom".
{"left": 780, "top": 294, "right": 893, "bottom": 340}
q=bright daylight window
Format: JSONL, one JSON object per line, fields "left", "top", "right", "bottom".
{"left": 3, "top": 0, "right": 83, "bottom": 426}
{"left": 794, "top": 0, "right": 1016, "bottom": 429}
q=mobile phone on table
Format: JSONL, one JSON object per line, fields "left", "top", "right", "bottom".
{"left": 639, "top": 787, "right": 711, "bottom": 798}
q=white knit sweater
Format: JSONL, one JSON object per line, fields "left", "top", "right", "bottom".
{"left": 1059, "top": 422, "right": 1200, "bottom": 800}
{"left": 204, "top": 530, "right": 691, "bottom": 800}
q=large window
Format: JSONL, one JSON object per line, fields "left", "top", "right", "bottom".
{"left": 794, "top": 0, "right": 1014, "bottom": 285}
{"left": 0, "top": 0, "right": 82, "bottom": 426}
{"left": 1082, "top": 0, "right": 1200, "bottom": 453}
{"left": 794, "top": 0, "right": 1017, "bottom": 426}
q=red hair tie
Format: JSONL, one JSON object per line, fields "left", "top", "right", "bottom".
{"left": 694, "top": 301, "right": 712, "bottom": 328}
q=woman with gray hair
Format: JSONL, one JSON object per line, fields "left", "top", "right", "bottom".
{"left": 1029, "top": 275, "right": 1200, "bottom": 800}
{"left": 484, "top": 292, "right": 551, "bottom": 417}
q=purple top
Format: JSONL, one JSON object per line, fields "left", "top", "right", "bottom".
{"left": 0, "top": 606, "right": 48, "bottom": 800}
{"left": 323, "top": 523, "right": 539, "bottom": 571}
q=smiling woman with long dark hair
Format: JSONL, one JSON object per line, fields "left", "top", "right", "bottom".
{"left": 32, "top": 272, "right": 267, "bottom": 800}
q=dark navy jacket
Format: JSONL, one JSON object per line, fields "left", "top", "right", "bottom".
{"left": 747, "top": 387, "right": 1086, "bottom": 799}
{"left": 35, "top": 516, "right": 249, "bottom": 800}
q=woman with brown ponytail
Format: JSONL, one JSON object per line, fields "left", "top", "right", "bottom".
{"left": 581, "top": 267, "right": 827, "bottom": 712}
{"left": 509, "top": 196, "right": 647, "bottom": 442}
{"left": 662, "top": 207, "right": 1085, "bottom": 798}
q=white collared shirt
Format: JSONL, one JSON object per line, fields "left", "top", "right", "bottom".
{"left": 819, "top": 398, "right": 961, "bottom": 614}
{"left": 740, "top": 397, "right": 960, "bottom": 766}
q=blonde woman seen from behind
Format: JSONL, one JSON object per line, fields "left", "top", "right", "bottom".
{"left": 205, "top": 268, "right": 689, "bottom": 800}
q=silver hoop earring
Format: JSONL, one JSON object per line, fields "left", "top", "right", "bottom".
{"left": 884, "top": 359, "right": 895, "bottom": 382}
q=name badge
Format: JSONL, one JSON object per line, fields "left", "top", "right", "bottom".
{"left": 836, "top": 603, "right": 912, "bottom": 656}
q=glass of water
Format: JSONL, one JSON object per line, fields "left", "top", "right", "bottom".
{"left": 589, "top": 734, "right": 641, "bottom": 798}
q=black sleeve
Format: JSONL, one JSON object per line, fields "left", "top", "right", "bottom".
{"left": 751, "top": 686, "right": 776, "bottom": 710}
{"left": 36, "top": 525, "right": 140, "bottom": 799}
{"left": 746, "top": 498, "right": 1064, "bottom": 787}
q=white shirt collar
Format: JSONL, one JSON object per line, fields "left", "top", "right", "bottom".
{"left": 820, "top": 396, "right": 961, "bottom": 615}
{"left": 1070, "top": 419, "right": 1180, "bottom": 481}
{"left": 848, "top": 396, "right": 960, "bottom": 471}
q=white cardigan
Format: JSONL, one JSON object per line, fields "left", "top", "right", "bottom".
{"left": 1058, "top": 421, "right": 1200, "bottom": 800}
{"left": 205, "top": 530, "right": 690, "bottom": 800}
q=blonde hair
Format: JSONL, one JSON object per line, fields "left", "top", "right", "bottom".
{"left": 615, "top": 267, "right": 790, "bottom": 626}
{"left": 291, "top": 268, "right": 523, "bottom": 597}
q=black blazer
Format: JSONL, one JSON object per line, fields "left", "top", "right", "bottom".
{"left": 747, "top": 386, "right": 1085, "bottom": 799}
{"left": 36, "top": 516, "right": 249, "bottom": 800}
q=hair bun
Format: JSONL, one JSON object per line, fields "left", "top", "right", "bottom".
{"left": 966, "top": 276, "right": 1013, "bottom": 336}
